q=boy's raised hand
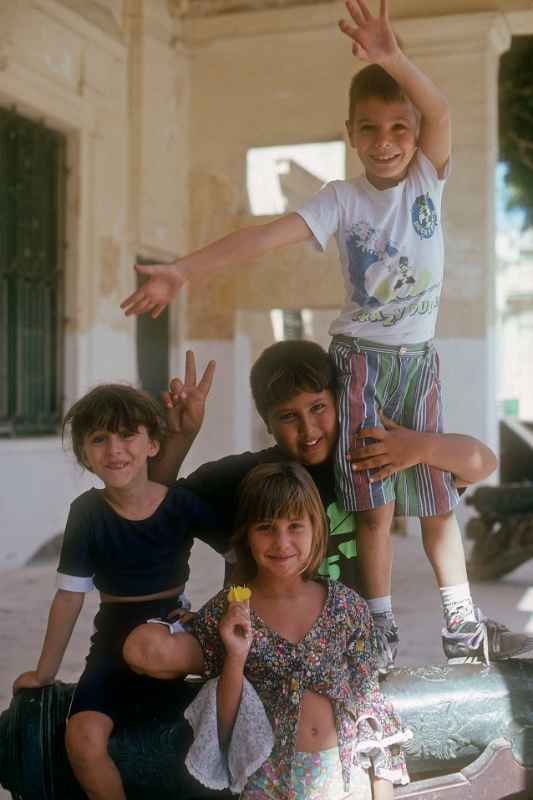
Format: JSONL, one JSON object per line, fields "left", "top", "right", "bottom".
{"left": 121, "top": 261, "right": 187, "bottom": 318}
{"left": 162, "top": 350, "right": 216, "bottom": 439}
{"left": 339, "top": 0, "right": 399, "bottom": 64}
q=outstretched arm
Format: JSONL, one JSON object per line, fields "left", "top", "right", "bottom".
{"left": 121, "top": 213, "right": 312, "bottom": 318}
{"left": 149, "top": 351, "right": 216, "bottom": 485}
{"left": 339, "top": 0, "right": 450, "bottom": 174}
{"left": 13, "top": 590, "right": 84, "bottom": 693}
{"left": 349, "top": 414, "right": 497, "bottom": 486}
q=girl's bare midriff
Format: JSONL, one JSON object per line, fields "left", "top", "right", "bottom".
{"left": 100, "top": 584, "right": 185, "bottom": 604}
{"left": 295, "top": 690, "right": 338, "bottom": 752}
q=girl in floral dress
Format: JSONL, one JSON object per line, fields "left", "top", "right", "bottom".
{"left": 182, "top": 462, "right": 411, "bottom": 800}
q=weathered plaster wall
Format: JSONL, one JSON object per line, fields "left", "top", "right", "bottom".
{"left": 184, "top": 0, "right": 533, "bottom": 17}
{"left": 0, "top": 0, "right": 187, "bottom": 567}
{"left": 3, "top": 0, "right": 532, "bottom": 565}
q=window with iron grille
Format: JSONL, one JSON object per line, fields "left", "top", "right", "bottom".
{"left": 0, "top": 108, "right": 66, "bottom": 436}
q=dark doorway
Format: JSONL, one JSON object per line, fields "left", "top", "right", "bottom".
{"left": 135, "top": 256, "right": 169, "bottom": 402}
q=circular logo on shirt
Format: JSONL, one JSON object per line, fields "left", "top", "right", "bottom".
{"left": 411, "top": 193, "right": 437, "bottom": 239}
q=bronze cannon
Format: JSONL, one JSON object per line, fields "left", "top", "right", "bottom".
{"left": 2, "top": 662, "right": 533, "bottom": 799}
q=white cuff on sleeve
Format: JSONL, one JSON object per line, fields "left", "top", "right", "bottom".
{"left": 56, "top": 572, "right": 95, "bottom": 592}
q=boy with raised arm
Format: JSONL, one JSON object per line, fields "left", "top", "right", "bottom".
{"left": 121, "top": 2, "right": 533, "bottom": 669}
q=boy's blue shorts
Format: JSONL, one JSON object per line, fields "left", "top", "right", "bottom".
{"left": 68, "top": 595, "right": 185, "bottom": 724}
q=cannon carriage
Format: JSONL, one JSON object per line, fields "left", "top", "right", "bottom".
{"left": 466, "top": 418, "right": 533, "bottom": 581}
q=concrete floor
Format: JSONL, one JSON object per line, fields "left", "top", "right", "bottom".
{"left": 2, "top": 534, "right": 533, "bottom": 798}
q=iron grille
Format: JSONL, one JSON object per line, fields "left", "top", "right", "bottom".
{"left": 0, "top": 107, "right": 66, "bottom": 436}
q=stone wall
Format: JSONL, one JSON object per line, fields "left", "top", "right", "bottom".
{"left": 0, "top": 0, "right": 187, "bottom": 566}
{"left": 2, "top": 0, "right": 533, "bottom": 564}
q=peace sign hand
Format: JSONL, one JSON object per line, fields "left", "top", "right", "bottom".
{"left": 339, "top": 0, "right": 399, "bottom": 64}
{"left": 162, "top": 351, "right": 216, "bottom": 439}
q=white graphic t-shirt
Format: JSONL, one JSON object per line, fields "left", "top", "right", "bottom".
{"left": 296, "top": 149, "right": 448, "bottom": 344}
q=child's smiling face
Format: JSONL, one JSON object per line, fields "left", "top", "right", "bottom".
{"left": 81, "top": 426, "right": 160, "bottom": 490}
{"left": 266, "top": 389, "right": 338, "bottom": 467}
{"left": 247, "top": 513, "right": 314, "bottom": 579}
{"left": 348, "top": 97, "right": 418, "bottom": 189}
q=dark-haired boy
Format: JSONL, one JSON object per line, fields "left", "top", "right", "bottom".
{"left": 120, "top": 2, "right": 533, "bottom": 668}
{"left": 124, "top": 341, "right": 528, "bottom": 680}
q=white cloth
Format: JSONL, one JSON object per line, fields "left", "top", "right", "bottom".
{"left": 297, "top": 149, "right": 448, "bottom": 344}
{"left": 353, "top": 713, "right": 413, "bottom": 785}
{"left": 184, "top": 676, "right": 274, "bottom": 793}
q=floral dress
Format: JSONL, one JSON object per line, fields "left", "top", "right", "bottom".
{"left": 189, "top": 579, "right": 410, "bottom": 792}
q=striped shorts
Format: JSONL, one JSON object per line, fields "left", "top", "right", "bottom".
{"left": 329, "top": 335, "right": 460, "bottom": 516}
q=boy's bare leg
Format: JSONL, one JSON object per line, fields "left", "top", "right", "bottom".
{"left": 356, "top": 501, "right": 397, "bottom": 673}
{"left": 421, "top": 512, "right": 533, "bottom": 661}
{"left": 65, "top": 712, "right": 124, "bottom": 800}
{"left": 420, "top": 511, "right": 467, "bottom": 587}
{"left": 355, "top": 501, "right": 395, "bottom": 598}
{"left": 421, "top": 512, "right": 476, "bottom": 641}
{"left": 123, "top": 627, "right": 205, "bottom": 679}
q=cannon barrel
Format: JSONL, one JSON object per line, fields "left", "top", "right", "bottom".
{"left": 465, "top": 483, "right": 533, "bottom": 515}
{"left": 2, "top": 662, "right": 533, "bottom": 799}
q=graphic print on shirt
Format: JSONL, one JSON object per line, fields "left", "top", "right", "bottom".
{"left": 411, "top": 193, "right": 438, "bottom": 239}
{"left": 318, "top": 501, "right": 357, "bottom": 584}
{"left": 346, "top": 202, "right": 441, "bottom": 328}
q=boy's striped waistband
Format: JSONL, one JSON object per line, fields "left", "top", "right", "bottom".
{"left": 331, "top": 334, "right": 433, "bottom": 357}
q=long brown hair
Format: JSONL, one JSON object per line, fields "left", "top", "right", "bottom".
{"left": 231, "top": 462, "right": 328, "bottom": 583}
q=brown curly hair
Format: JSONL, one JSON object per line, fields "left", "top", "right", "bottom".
{"left": 63, "top": 384, "right": 166, "bottom": 468}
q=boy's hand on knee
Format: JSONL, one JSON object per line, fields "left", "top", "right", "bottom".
{"left": 339, "top": 0, "right": 399, "bottom": 65}
{"left": 13, "top": 670, "right": 52, "bottom": 695}
{"left": 348, "top": 413, "right": 424, "bottom": 481}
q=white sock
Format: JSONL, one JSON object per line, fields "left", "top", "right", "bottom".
{"left": 440, "top": 583, "right": 476, "bottom": 630}
{"left": 367, "top": 595, "right": 393, "bottom": 617}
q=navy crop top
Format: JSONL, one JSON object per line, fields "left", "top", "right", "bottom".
{"left": 56, "top": 485, "right": 227, "bottom": 596}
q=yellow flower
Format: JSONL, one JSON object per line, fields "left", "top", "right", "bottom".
{"left": 227, "top": 585, "right": 252, "bottom": 603}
